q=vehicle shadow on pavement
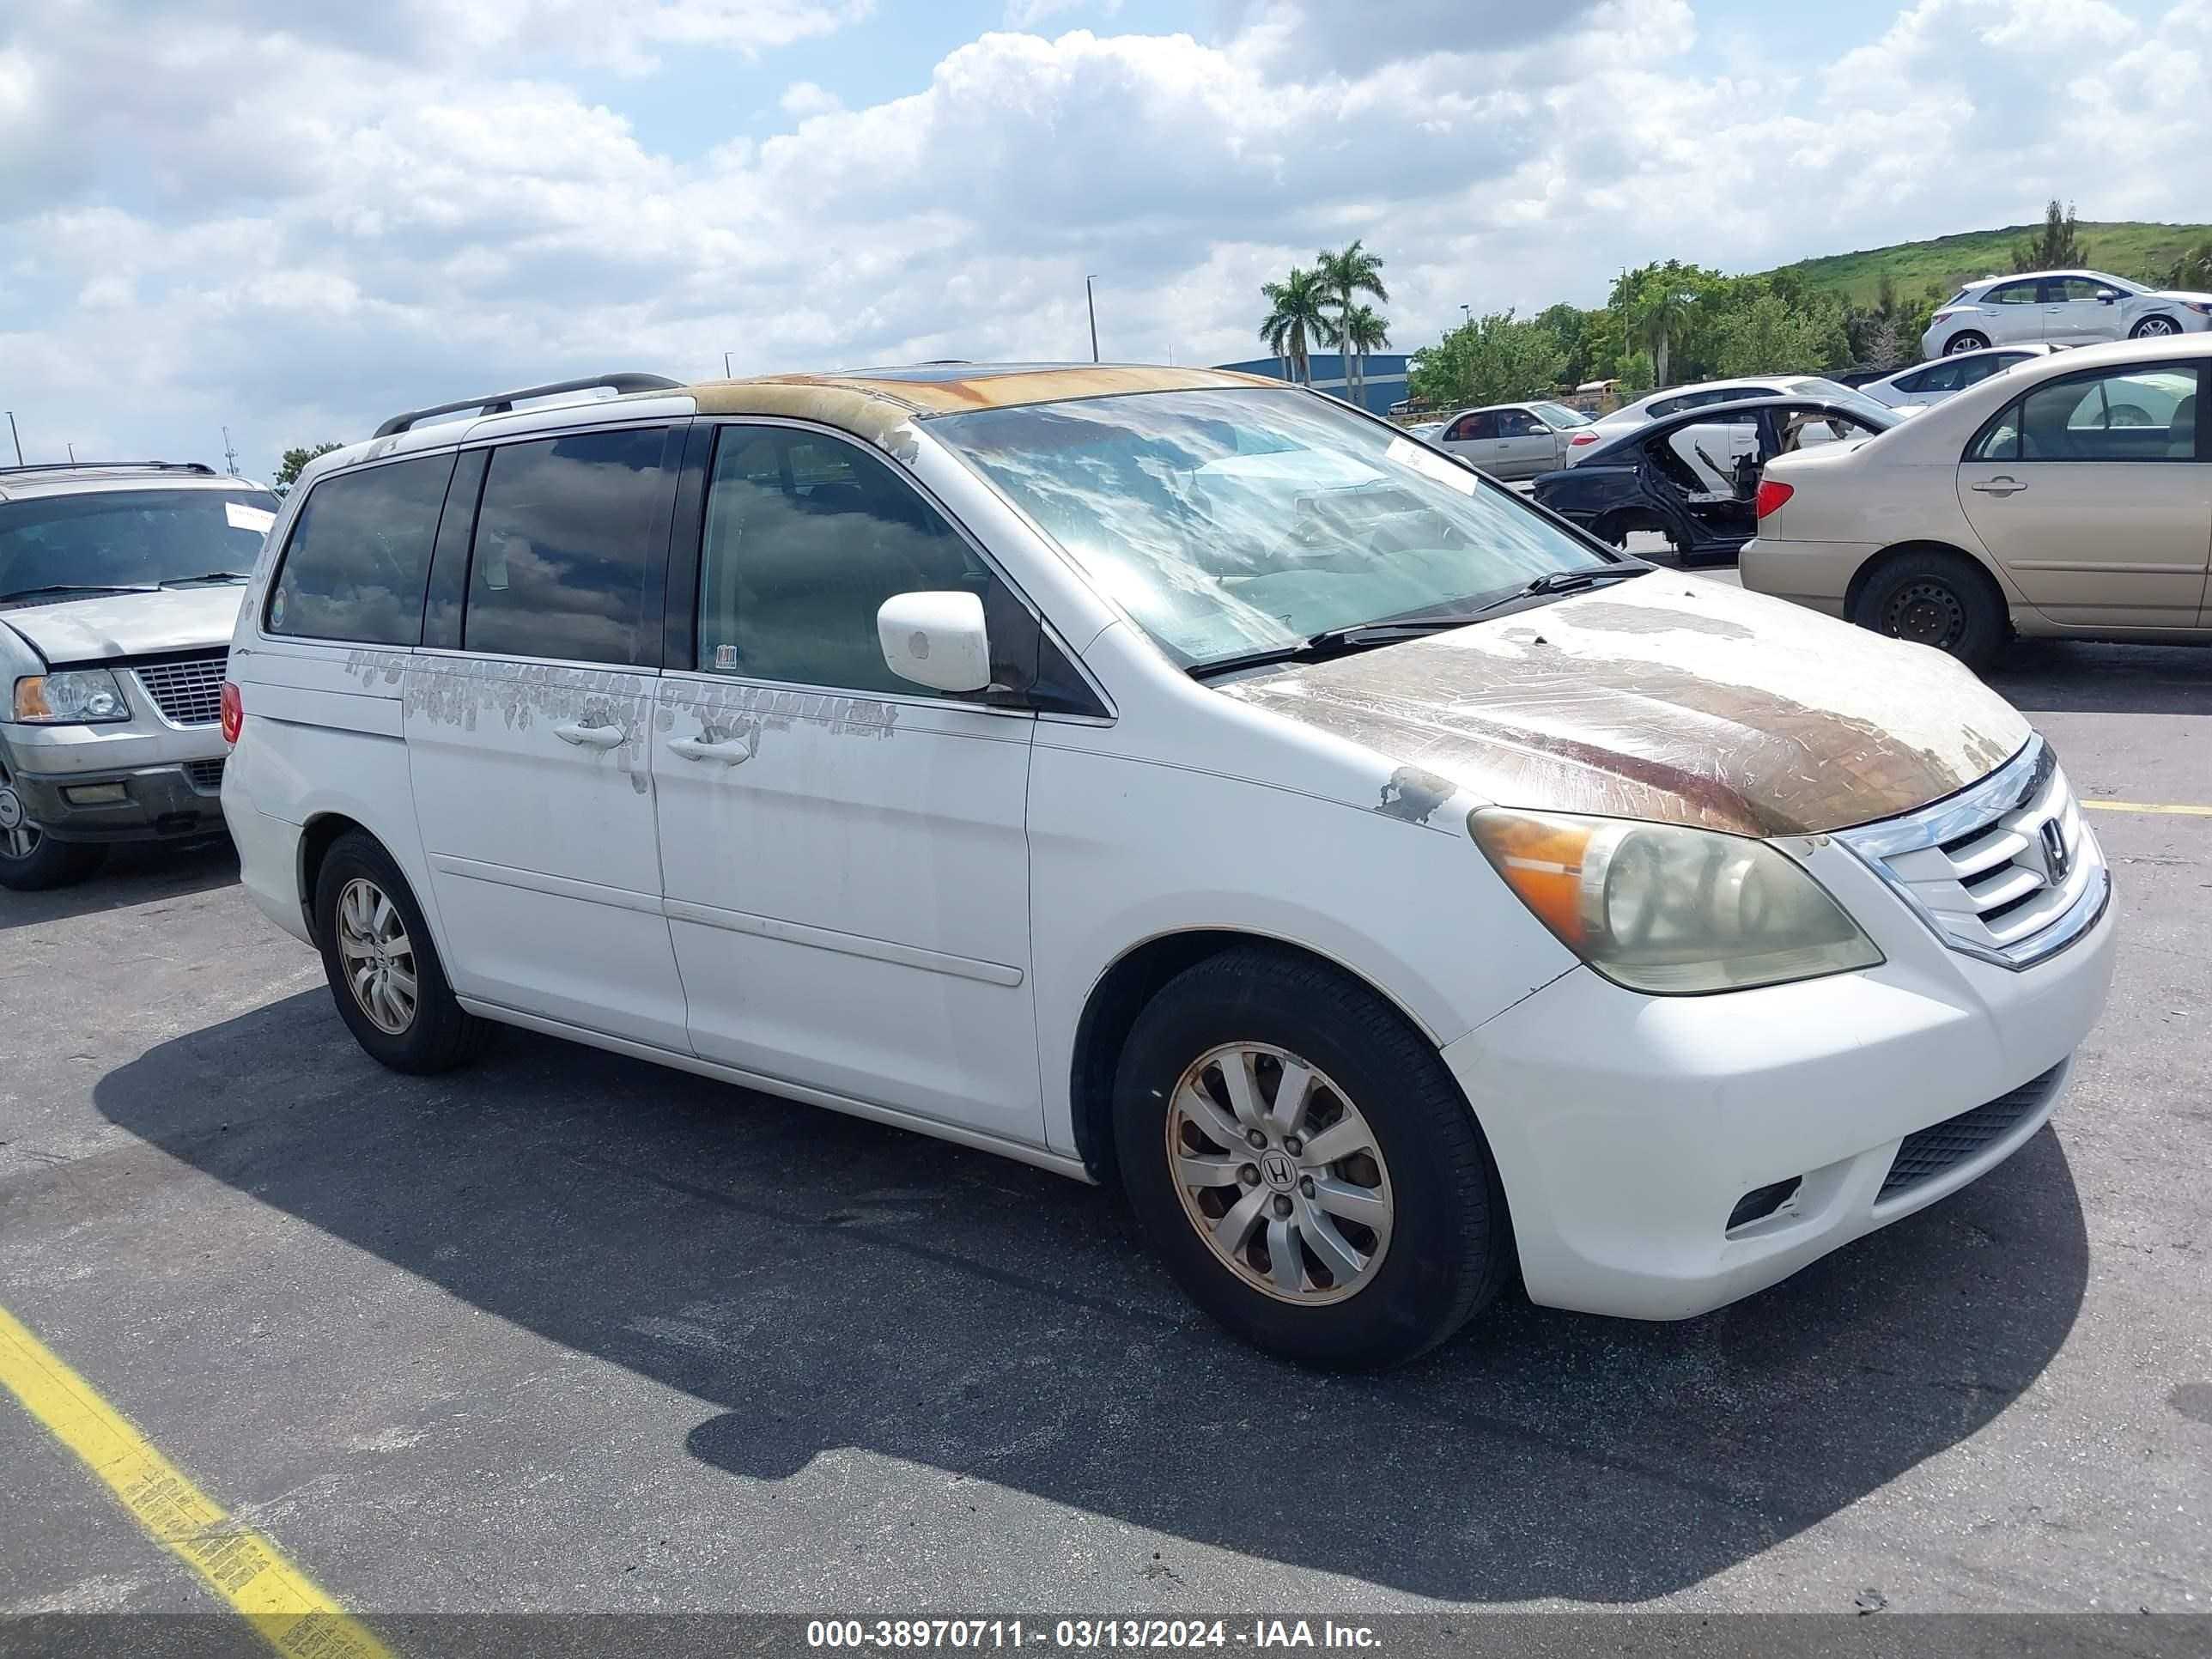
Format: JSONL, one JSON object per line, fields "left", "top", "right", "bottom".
{"left": 94, "top": 992, "right": 2090, "bottom": 1604}
{"left": 0, "top": 837, "right": 236, "bottom": 935}
{"left": 1989, "top": 641, "right": 2212, "bottom": 717}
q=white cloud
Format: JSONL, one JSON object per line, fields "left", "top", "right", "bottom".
{"left": 1, "top": 0, "right": 2207, "bottom": 477}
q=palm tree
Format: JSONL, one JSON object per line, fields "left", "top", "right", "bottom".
{"left": 1340, "top": 303, "right": 1390, "bottom": 407}
{"left": 1260, "top": 266, "right": 1331, "bottom": 386}
{"left": 1316, "top": 240, "right": 1389, "bottom": 403}
{"left": 1626, "top": 272, "right": 1697, "bottom": 386}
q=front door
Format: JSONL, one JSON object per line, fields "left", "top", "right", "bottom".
{"left": 405, "top": 422, "right": 690, "bottom": 1049}
{"left": 2041, "top": 276, "right": 2120, "bottom": 345}
{"left": 1491, "top": 407, "right": 1559, "bottom": 479}
{"left": 653, "top": 422, "right": 1043, "bottom": 1139}
{"left": 1958, "top": 362, "right": 2209, "bottom": 628}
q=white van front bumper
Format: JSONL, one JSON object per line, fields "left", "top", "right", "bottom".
{"left": 1443, "top": 813, "right": 2115, "bottom": 1322}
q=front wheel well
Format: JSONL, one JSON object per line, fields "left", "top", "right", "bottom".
{"left": 1843, "top": 540, "right": 2008, "bottom": 623}
{"left": 1067, "top": 930, "right": 1446, "bottom": 1188}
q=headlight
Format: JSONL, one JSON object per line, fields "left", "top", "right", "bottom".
{"left": 1469, "top": 808, "right": 1883, "bottom": 994}
{"left": 13, "top": 669, "right": 131, "bottom": 724}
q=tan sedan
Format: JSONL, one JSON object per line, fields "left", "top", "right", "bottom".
{"left": 1740, "top": 337, "right": 2209, "bottom": 667}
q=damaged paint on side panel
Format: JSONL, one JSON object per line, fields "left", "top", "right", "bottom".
{"left": 1376, "top": 765, "right": 1458, "bottom": 825}
{"left": 403, "top": 656, "right": 659, "bottom": 795}
{"left": 1224, "top": 578, "right": 2031, "bottom": 838}
{"left": 659, "top": 676, "right": 904, "bottom": 747}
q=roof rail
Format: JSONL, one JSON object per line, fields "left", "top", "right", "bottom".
{"left": 373, "top": 374, "right": 686, "bottom": 438}
{"left": 0, "top": 460, "right": 216, "bottom": 477}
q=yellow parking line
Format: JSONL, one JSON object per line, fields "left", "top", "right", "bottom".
{"left": 0, "top": 1301, "right": 392, "bottom": 1659}
{"left": 2081, "top": 799, "right": 2212, "bottom": 817}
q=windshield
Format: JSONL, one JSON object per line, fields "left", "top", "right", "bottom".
{"left": 1534, "top": 402, "right": 1592, "bottom": 428}
{"left": 0, "top": 488, "right": 277, "bottom": 603}
{"left": 1786, "top": 380, "right": 1897, "bottom": 425}
{"left": 933, "top": 387, "right": 1607, "bottom": 668}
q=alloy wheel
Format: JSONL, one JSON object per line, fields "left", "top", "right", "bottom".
{"left": 0, "top": 779, "right": 39, "bottom": 862}
{"left": 337, "top": 877, "right": 418, "bottom": 1035}
{"left": 1164, "top": 1042, "right": 1394, "bottom": 1305}
{"left": 2136, "top": 317, "right": 2179, "bottom": 337}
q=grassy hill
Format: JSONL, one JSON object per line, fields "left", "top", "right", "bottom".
{"left": 1765, "top": 221, "right": 2212, "bottom": 307}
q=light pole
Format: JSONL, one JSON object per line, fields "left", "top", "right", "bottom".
{"left": 722, "top": 351, "right": 734, "bottom": 379}
{"left": 1460, "top": 303, "right": 1471, "bottom": 325}
{"left": 5, "top": 411, "right": 21, "bottom": 466}
{"left": 1085, "top": 275, "right": 1100, "bottom": 363}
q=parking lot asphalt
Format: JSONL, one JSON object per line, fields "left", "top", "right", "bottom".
{"left": 2, "top": 603, "right": 2208, "bottom": 1622}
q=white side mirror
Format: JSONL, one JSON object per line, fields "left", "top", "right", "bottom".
{"left": 878, "top": 591, "right": 991, "bottom": 695}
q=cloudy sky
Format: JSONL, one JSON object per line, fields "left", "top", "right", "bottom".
{"left": 3, "top": 0, "right": 2206, "bottom": 477}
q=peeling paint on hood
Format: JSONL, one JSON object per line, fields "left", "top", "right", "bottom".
{"left": 0, "top": 586, "right": 246, "bottom": 665}
{"left": 1221, "top": 576, "right": 2031, "bottom": 837}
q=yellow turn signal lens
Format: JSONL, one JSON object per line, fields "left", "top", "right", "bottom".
{"left": 1467, "top": 811, "right": 1595, "bottom": 947}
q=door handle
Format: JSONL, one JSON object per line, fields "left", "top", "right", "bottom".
{"left": 667, "top": 735, "right": 757, "bottom": 765}
{"left": 553, "top": 722, "right": 626, "bottom": 749}
{"left": 1970, "top": 477, "right": 2028, "bottom": 496}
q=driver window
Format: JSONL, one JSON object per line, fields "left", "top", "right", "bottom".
{"left": 696, "top": 426, "right": 1015, "bottom": 696}
{"left": 1495, "top": 410, "right": 1543, "bottom": 437}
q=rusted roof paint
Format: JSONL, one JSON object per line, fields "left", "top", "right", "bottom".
{"left": 686, "top": 365, "right": 1279, "bottom": 438}
{"left": 1222, "top": 577, "right": 2032, "bottom": 838}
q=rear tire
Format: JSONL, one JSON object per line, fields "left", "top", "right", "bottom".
{"left": 0, "top": 770, "right": 106, "bottom": 890}
{"left": 1851, "top": 549, "right": 2007, "bottom": 672}
{"left": 1111, "top": 946, "right": 1511, "bottom": 1370}
{"left": 1944, "top": 331, "right": 1990, "bottom": 355}
{"left": 313, "top": 830, "right": 488, "bottom": 1073}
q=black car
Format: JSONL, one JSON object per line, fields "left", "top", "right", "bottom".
{"left": 1532, "top": 395, "right": 1903, "bottom": 562}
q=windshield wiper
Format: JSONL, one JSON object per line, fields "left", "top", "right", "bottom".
{"left": 1185, "top": 564, "right": 1651, "bottom": 682}
{"left": 158, "top": 571, "right": 252, "bottom": 587}
{"left": 1188, "top": 615, "right": 1499, "bottom": 681}
{"left": 1463, "top": 562, "right": 1650, "bottom": 616}
{"left": 0, "top": 582, "right": 160, "bottom": 604}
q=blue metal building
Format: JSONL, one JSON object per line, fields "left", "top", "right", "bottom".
{"left": 1209, "top": 351, "right": 1412, "bottom": 415}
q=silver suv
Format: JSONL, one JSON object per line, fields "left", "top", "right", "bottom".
{"left": 0, "top": 460, "right": 276, "bottom": 889}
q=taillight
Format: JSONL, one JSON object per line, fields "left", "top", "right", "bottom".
{"left": 220, "top": 680, "right": 243, "bottom": 744}
{"left": 1754, "top": 479, "right": 1794, "bottom": 520}
{"left": 1929, "top": 308, "right": 1958, "bottom": 325}
{"left": 1568, "top": 433, "right": 1598, "bottom": 447}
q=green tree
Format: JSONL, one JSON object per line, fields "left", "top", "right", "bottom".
{"left": 1259, "top": 266, "right": 1332, "bottom": 386}
{"left": 1709, "top": 292, "right": 1848, "bottom": 376}
{"left": 1340, "top": 302, "right": 1391, "bottom": 406}
{"left": 1407, "top": 310, "right": 1565, "bottom": 409}
{"left": 2012, "top": 198, "right": 2085, "bottom": 271}
{"left": 2164, "top": 240, "right": 2212, "bottom": 290}
{"left": 1314, "top": 240, "right": 1389, "bottom": 404}
{"left": 271, "top": 442, "right": 343, "bottom": 498}
{"left": 1611, "top": 261, "right": 1711, "bottom": 386}
{"left": 1535, "top": 302, "right": 1594, "bottom": 384}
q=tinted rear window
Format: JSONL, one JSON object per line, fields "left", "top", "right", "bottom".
{"left": 268, "top": 459, "right": 453, "bottom": 644}
{"left": 463, "top": 427, "right": 671, "bottom": 666}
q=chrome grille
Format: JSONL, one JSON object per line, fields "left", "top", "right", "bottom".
{"left": 184, "top": 758, "right": 226, "bottom": 793}
{"left": 1837, "top": 737, "right": 2106, "bottom": 970}
{"left": 129, "top": 653, "right": 226, "bottom": 726}
{"left": 1878, "top": 1062, "right": 2065, "bottom": 1202}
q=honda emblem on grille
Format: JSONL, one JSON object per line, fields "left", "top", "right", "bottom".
{"left": 2039, "top": 819, "right": 2070, "bottom": 883}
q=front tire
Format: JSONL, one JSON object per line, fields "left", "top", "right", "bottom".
{"left": 0, "top": 770, "right": 106, "bottom": 890}
{"left": 1112, "top": 946, "right": 1511, "bottom": 1370}
{"left": 2130, "top": 315, "right": 2181, "bottom": 339}
{"left": 1851, "top": 549, "right": 2007, "bottom": 672}
{"left": 1943, "top": 331, "right": 1990, "bottom": 355}
{"left": 313, "top": 830, "right": 488, "bottom": 1073}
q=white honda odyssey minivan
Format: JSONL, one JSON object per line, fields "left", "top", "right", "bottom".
{"left": 222, "top": 364, "right": 2115, "bottom": 1368}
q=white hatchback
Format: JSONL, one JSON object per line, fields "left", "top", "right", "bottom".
{"left": 223, "top": 364, "right": 2115, "bottom": 1368}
